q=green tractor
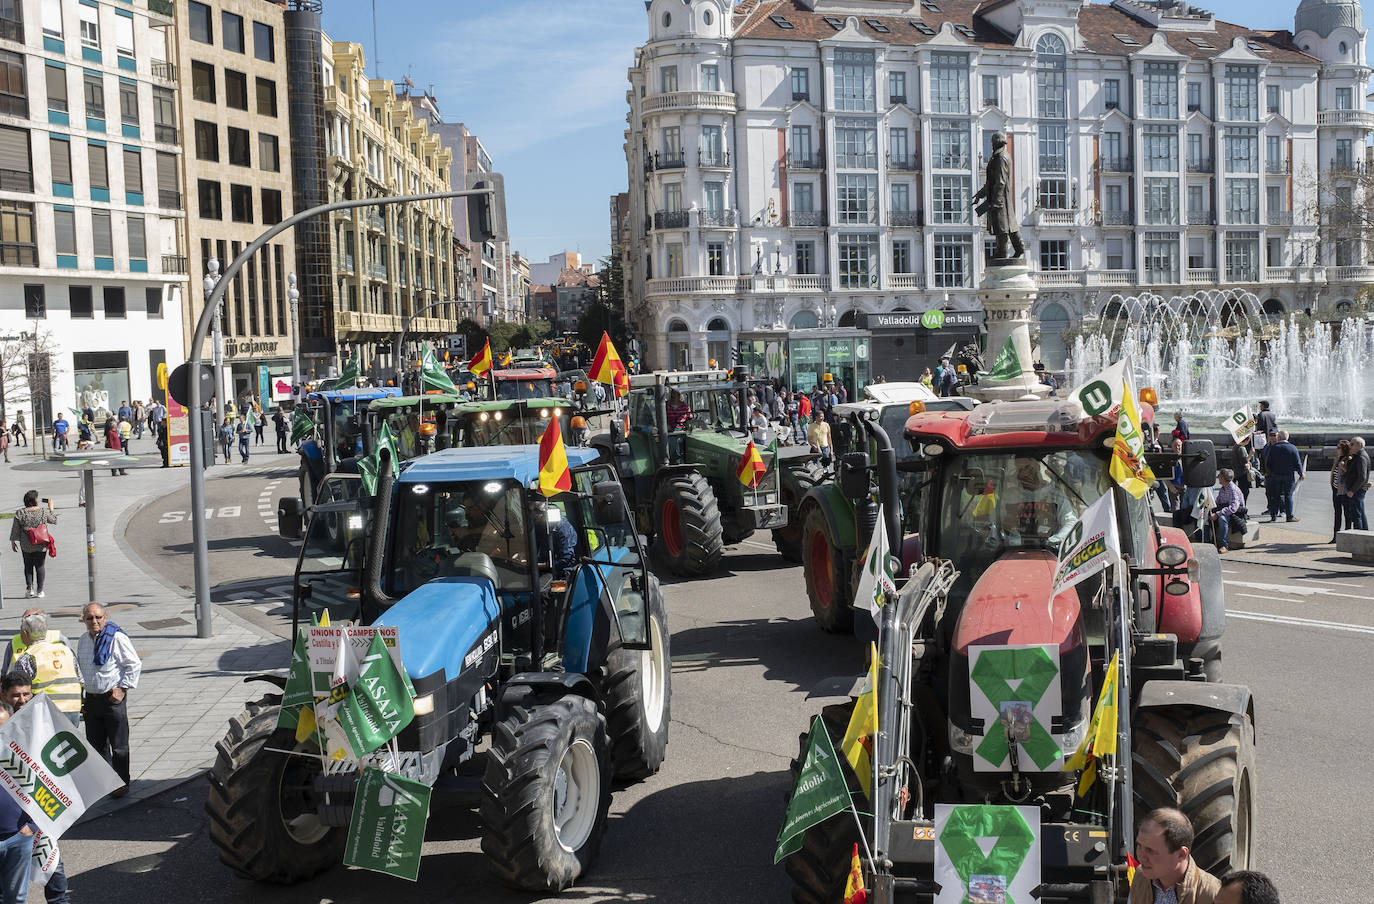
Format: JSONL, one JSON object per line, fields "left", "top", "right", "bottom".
{"left": 363, "top": 394, "right": 599, "bottom": 462}
{"left": 593, "top": 369, "right": 798, "bottom": 576}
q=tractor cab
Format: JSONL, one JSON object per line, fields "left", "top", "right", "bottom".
{"left": 364, "top": 395, "right": 578, "bottom": 461}
{"left": 493, "top": 365, "right": 557, "bottom": 400}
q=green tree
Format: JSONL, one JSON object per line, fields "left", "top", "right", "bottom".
{"left": 579, "top": 253, "right": 626, "bottom": 349}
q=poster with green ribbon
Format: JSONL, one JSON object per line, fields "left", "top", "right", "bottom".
{"left": 968, "top": 645, "right": 1062, "bottom": 773}
{"left": 934, "top": 804, "right": 1040, "bottom": 904}
{"left": 344, "top": 767, "right": 431, "bottom": 881}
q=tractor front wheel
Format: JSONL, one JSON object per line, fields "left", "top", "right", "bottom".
{"left": 653, "top": 472, "right": 724, "bottom": 576}
{"left": 205, "top": 696, "right": 343, "bottom": 883}
{"left": 784, "top": 702, "right": 863, "bottom": 904}
{"left": 481, "top": 692, "right": 613, "bottom": 891}
{"left": 1131, "top": 706, "right": 1256, "bottom": 877}
{"left": 774, "top": 463, "right": 824, "bottom": 562}
{"left": 802, "top": 507, "right": 854, "bottom": 633}
{"left": 602, "top": 576, "right": 671, "bottom": 781}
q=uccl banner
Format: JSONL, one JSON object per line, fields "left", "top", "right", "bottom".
{"left": 0, "top": 696, "right": 123, "bottom": 838}
{"left": 1051, "top": 492, "right": 1120, "bottom": 601}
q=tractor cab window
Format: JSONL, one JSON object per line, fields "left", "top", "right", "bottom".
{"left": 384, "top": 411, "right": 423, "bottom": 460}
{"left": 495, "top": 378, "right": 555, "bottom": 400}
{"left": 460, "top": 407, "right": 570, "bottom": 447}
{"left": 683, "top": 388, "right": 741, "bottom": 431}
{"left": 631, "top": 391, "right": 657, "bottom": 433}
{"left": 328, "top": 399, "right": 365, "bottom": 464}
{"left": 389, "top": 480, "right": 531, "bottom": 597}
{"left": 294, "top": 474, "right": 368, "bottom": 625}
{"left": 572, "top": 466, "right": 649, "bottom": 646}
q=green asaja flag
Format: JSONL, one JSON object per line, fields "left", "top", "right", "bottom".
{"left": 335, "top": 632, "right": 416, "bottom": 758}
{"left": 775, "top": 716, "right": 853, "bottom": 863}
{"left": 356, "top": 421, "right": 398, "bottom": 496}
{"left": 419, "top": 343, "right": 456, "bottom": 393}
{"left": 987, "top": 336, "right": 1023, "bottom": 381}
{"left": 290, "top": 406, "right": 315, "bottom": 444}
{"left": 344, "top": 767, "right": 431, "bottom": 881}
{"left": 327, "top": 358, "right": 360, "bottom": 391}
{"left": 276, "top": 629, "right": 314, "bottom": 732}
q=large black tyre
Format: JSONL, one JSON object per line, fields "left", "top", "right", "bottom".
{"left": 783, "top": 702, "right": 862, "bottom": 904}
{"left": 653, "top": 472, "right": 724, "bottom": 576}
{"left": 205, "top": 696, "right": 343, "bottom": 884}
{"left": 1131, "top": 706, "right": 1256, "bottom": 877}
{"left": 802, "top": 507, "right": 854, "bottom": 633}
{"left": 481, "top": 692, "right": 613, "bottom": 891}
{"left": 602, "top": 576, "right": 671, "bottom": 781}
{"left": 774, "top": 464, "right": 824, "bottom": 562}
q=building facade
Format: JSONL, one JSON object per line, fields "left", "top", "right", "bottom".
{"left": 0, "top": 0, "right": 187, "bottom": 423}
{"left": 624, "top": 0, "right": 1372, "bottom": 373}
{"left": 177, "top": 0, "right": 295, "bottom": 407}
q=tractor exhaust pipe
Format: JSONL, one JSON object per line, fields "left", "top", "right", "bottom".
{"left": 856, "top": 414, "right": 901, "bottom": 553}
{"left": 365, "top": 452, "right": 398, "bottom": 617}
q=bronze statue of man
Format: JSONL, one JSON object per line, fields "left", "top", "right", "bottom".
{"left": 973, "top": 131, "right": 1025, "bottom": 260}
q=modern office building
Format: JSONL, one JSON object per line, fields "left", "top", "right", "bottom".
{"left": 0, "top": 0, "right": 187, "bottom": 423}
{"left": 176, "top": 0, "right": 295, "bottom": 406}
{"left": 623, "top": 0, "right": 1371, "bottom": 382}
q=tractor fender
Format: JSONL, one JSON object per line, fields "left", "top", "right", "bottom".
{"left": 1136, "top": 680, "right": 1256, "bottom": 741}
{"left": 799, "top": 483, "right": 858, "bottom": 552}
{"left": 497, "top": 672, "right": 598, "bottom": 718}
{"left": 1186, "top": 544, "right": 1226, "bottom": 664}
{"left": 1155, "top": 526, "right": 1203, "bottom": 644}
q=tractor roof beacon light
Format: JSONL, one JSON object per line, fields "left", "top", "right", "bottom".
{"left": 1140, "top": 386, "right": 1159, "bottom": 408}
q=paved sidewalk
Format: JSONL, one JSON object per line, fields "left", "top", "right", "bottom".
{"left": 0, "top": 440, "right": 292, "bottom": 819}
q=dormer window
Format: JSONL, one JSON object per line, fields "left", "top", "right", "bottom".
{"left": 865, "top": 18, "right": 890, "bottom": 34}
{"left": 823, "top": 16, "right": 843, "bottom": 30}
{"left": 1114, "top": 33, "right": 1139, "bottom": 46}
{"left": 769, "top": 14, "right": 794, "bottom": 29}
{"left": 912, "top": 21, "right": 936, "bottom": 35}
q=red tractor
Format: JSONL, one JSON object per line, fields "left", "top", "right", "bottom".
{"left": 784, "top": 399, "right": 1255, "bottom": 903}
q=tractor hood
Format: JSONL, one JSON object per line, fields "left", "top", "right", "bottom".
{"left": 952, "top": 550, "right": 1085, "bottom": 656}
{"left": 684, "top": 430, "right": 775, "bottom": 470}
{"left": 374, "top": 576, "right": 501, "bottom": 680}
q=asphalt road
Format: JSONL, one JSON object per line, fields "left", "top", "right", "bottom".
{"left": 107, "top": 474, "right": 1374, "bottom": 902}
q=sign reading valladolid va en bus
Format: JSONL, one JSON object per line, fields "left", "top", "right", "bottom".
{"left": 861, "top": 311, "right": 983, "bottom": 331}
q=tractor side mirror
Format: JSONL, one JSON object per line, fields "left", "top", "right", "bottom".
{"left": 278, "top": 496, "right": 304, "bottom": 539}
{"left": 838, "top": 452, "right": 871, "bottom": 501}
{"left": 592, "top": 481, "right": 630, "bottom": 526}
{"left": 1181, "top": 439, "right": 1217, "bottom": 488}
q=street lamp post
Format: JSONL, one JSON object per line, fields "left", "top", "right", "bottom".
{"left": 288, "top": 273, "right": 301, "bottom": 395}
{"left": 204, "top": 260, "right": 224, "bottom": 425}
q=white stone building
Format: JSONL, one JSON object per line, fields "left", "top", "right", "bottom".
{"left": 623, "top": 0, "right": 1371, "bottom": 385}
{"left": 0, "top": 0, "right": 187, "bottom": 425}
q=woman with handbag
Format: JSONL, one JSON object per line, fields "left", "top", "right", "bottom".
{"left": 9, "top": 490, "right": 56, "bottom": 598}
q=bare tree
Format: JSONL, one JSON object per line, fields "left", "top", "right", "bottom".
{"left": 1296, "top": 159, "right": 1374, "bottom": 310}
{"left": 0, "top": 326, "right": 61, "bottom": 455}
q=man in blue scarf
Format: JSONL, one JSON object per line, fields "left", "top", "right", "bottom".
{"left": 75, "top": 604, "right": 141, "bottom": 797}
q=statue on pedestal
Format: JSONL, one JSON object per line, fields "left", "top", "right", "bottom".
{"left": 973, "top": 131, "right": 1025, "bottom": 261}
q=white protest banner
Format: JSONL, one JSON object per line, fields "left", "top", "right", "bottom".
{"left": 968, "top": 645, "right": 1062, "bottom": 773}
{"left": 852, "top": 504, "right": 898, "bottom": 627}
{"left": 0, "top": 695, "right": 123, "bottom": 837}
{"left": 1071, "top": 360, "right": 1127, "bottom": 419}
{"left": 1225, "top": 407, "right": 1256, "bottom": 443}
{"left": 1050, "top": 492, "right": 1120, "bottom": 602}
{"left": 31, "top": 831, "right": 58, "bottom": 886}
{"left": 308, "top": 626, "right": 401, "bottom": 693}
{"left": 934, "top": 804, "right": 1040, "bottom": 904}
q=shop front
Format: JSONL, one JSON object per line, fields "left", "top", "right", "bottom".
{"left": 736, "top": 329, "right": 871, "bottom": 399}
{"left": 858, "top": 311, "right": 984, "bottom": 381}
{"left": 222, "top": 336, "right": 294, "bottom": 412}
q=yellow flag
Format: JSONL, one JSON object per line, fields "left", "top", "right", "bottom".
{"left": 1063, "top": 651, "right": 1120, "bottom": 795}
{"left": 1109, "top": 378, "right": 1155, "bottom": 498}
{"left": 317, "top": 609, "right": 330, "bottom": 627}
{"left": 842, "top": 643, "right": 879, "bottom": 796}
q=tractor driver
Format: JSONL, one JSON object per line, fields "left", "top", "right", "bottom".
{"left": 441, "top": 488, "right": 524, "bottom": 564}
{"left": 534, "top": 500, "right": 579, "bottom": 579}
{"left": 997, "top": 456, "right": 1076, "bottom": 548}
{"left": 666, "top": 390, "right": 691, "bottom": 430}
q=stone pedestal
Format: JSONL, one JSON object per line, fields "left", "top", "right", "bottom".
{"left": 977, "top": 262, "right": 1050, "bottom": 401}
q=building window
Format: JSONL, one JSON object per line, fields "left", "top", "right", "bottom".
{"left": 1225, "top": 65, "right": 1258, "bottom": 121}
{"left": 791, "top": 67, "right": 809, "bottom": 101}
{"left": 892, "top": 239, "right": 911, "bottom": 273}
{"left": 933, "top": 233, "right": 972, "bottom": 287}
{"left": 1039, "top": 123, "right": 1066, "bottom": 172}
{"left": 1039, "top": 239, "right": 1069, "bottom": 271}
{"left": 50, "top": 136, "right": 71, "bottom": 185}
{"left": 194, "top": 119, "right": 218, "bottom": 161}
{"left": 793, "top": 182, "right": 813, "bottom": 212}
{"left": 1265, "top": 84, "right": 1280, "bottom": 114}
{"left": 1188, "top": 235, "right": 1206, "bottom": 269}
{"left": 1266, "top": 184, "right": 1282, "bottom": 215}
{"left": 261, "top": 187, "right": 282, "bottom": 225}
{"left": 82, "top": 70, "right": 104, "bottom": 119}
{"left": 69, "top": 286, "right": 93, "bottom": 318}
{"left": 930, "top": 52, "right": 968, "bottom": 114}
{"left": 889, "top": 127, "right": 909, "bottom": 167}
{"left": 707, "top": 241, "right": 724, "bottom": 276}
{"left": 1104, "top": 79, "right": 1120, "bottom": 110}
{"left": 103, "top": 287, "right": 125, "bottom": 318}
{"left": 663, "top": 182, "right": 681, "bottom": 213}
{"left": 258, "top": 133, "right": 279, "bottom": 172}
{"left": 40, "top": 0, "right": 61, "bottom": 38}
{"left": 188, "top": 1, "right": 212, "bottom": 44}
{"left": 1266, "top": 134, "right": 1282, "bottom": 169}
{"left": 1144, "top": 62, "right": 1178, "bottom": 119}
{"left": 198, "top": 178, "right": 221, "bottom": 219}
{"left": 890, "top": 182, "right": 910, "bottom": 212}
{"left": 660, "top": 125, "right": 681, "bottom": 163}
{"left": 227, "top": 126, "right": 250, "bottom": 166}
{"left": 221, "top": 10, "right": 244, "bottom": 53}
{"left": 659, "top": 65, "right": 676, "bottom": 94}
{"left": 1105, "top": 238, "right": 1124, "bottom": 270}
{"left": 1187, "top": 81, "right": 1201, "bottom": 112}
{"left": 1038, "top": 177, "right": 1068, "bottom": 210}
{"left": 1225, "top": 233, "right": 1259, "bottom": 281}
{"left": 1186, "top": 133, "right": 1203, "bottom": 168}
{"left": 1143, "top": 127, "right": 1177, "bottom": 171}
{"left": 224, "top": 69, "right": 247, "bottom": 110}
{"left": 191, "top": 61, "right": 214, "bottom": 103}
{"left": 933, "top": 175, "right": 971, "bottom": 223}
{"left": 834, "top": 49, "right": 876, "bottom": 112}
{"left": 145, "top": 286, "right": 162, "bottom": 318}
{"left": 837, "top": 174, "right": 877, "bottom": 224}
{"left": 127, "top": 214, "right": 145, "bottom": 261}
{"left": 118, "top": 79, "right": 137, "bottom": 125}
{"left": 703, "top": 180, "right": 723, "bottom": 214}
{"left": 1143, "top": 177, "right": 1177, "bottom": 224}
{"left": 53, "top": 208, "right": 75, "bottom": 256}
{"left": 835, "top": 119, "right": 877, "bottom": 169}
{"left": 255, "top": 77, "right": 277, "bottom": 117}
{"left": 1102, "top": 131, "right": 1123, "bottom": 167}
{"left": 1187, "top": 184, "right": 1204, "bottom": 217}
{"left": 122, "top": 147, "right": 141, "bottom": 193}
{"left": 665, "top": 242, "right": 682, "bottom": 278}
{"left": 1143, "top": 233, "right": 1178, "bottom": 283}
{"left": 700, "top": 125, "right": 723, "bottom": 165}
{"left": 1224, "top": 128, "right": 1257, "bottom": 172}
{"left": 931, "top": 120, "right": 970, "bottom": 169}
{"left": 1104, "top": 183, "right": 1123, "bottom": 214}
{"left": 0, "top": 51, "right": 25, "bottom": 118}
{"left": 253, "top": 21, "right": 274, "bottom": 62}
{"left": 1036, "top": 34, "right": 1066, "bottom": 119}
{"left": 152, "top": 87, "right": 175, "bottom": 141}
{"left": 795, "top": 241, "right": 815, "bottom": 274}
{"left": 23, "top": 284, "right": 46, "bottom": 319}
{"left": 1226, "top": 179, "right": 1258, "bottom": 224}
{"left": 701, "top": 64, "right": 719, "bottom": 92}
{"left": 1335, "top": 87, "right": 1352, "bottom": 110}
{"left": 91, "top": 208, "right": 111, "bottom": 257}
{"left": 88, "top": 141, "right": 107, "bottom": 190}
{"left": 791, "top": 124, "right": 812, "bottom": 164}
{"left": 838, "top": 233, "right": 878, "bottom": 287}
{"left": 78, "top": 4, "right": 98, "bottom": 47}
{"left": 888, "top": 70, "right": 906, "bottom": 104}
{"left": 982, "top": 74, "right": 998, "bottom": 107}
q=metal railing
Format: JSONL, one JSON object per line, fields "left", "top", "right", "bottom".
{"left": 1266, "top": 210, "right": 1293, "bottom": 226}
{"left": 161, "top": 254, "right": 186, "bottom": 274}
{"left": 1040, "top": 154, "right": 1067, "bottom": 173}
{"left": 1265, "top": 158, "right": 1289, "bottom": 174}
{"left": 698, "top": 209, "right": 737, "bottom": 227}
{"left": 1329, "top": 158, "right": 1368, "bottom": 175}
{"left": 888, "top": 210, "right": 923, "bottom": 227}
{"left": 0, "top": 168, "right": 33, "bottom": 192}
{"left": 1101, "top": 156, "right": 1132, "bottom": 173}
{"left": 1101, "top": 210, "right": 1133, "bottom": 226}
{"left": 787, "top": 150, "right": 824, "bottom": 170}
{"left": 792, "top": 91, "right": 810, "bottom": 102}
{"left": 698, "top": 149, "right": 730, "bottom": 168}
{"left": 887, "top": 155, "right": 919, "bottom": 171}
{"left": 1186, "top": 158, "right": 1214, "bottom": 173}
{"left": 889, "top": 95, "right": 906, "bottom": 106}
{"left": 786, "top": 211, "right": 827, "bottom": 227}
{"left": 150, "top": 59, "right": 176, "bottom": 83}
{"left": 648, "top": 151, "right": 685, "bottom": 170}
{"left": 1186, "top": 210, "right": 1215, "bottom": 225}
{"left": 653, "top": 210, "right": 689, "bottom": 229}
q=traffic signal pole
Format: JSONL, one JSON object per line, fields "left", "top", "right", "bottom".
{"left": 186, "top": 187, "right": 500, "bottom": 638}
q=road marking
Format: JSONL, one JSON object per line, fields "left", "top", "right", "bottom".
{"left": 1234, "top": 593, "right": 1304, "bottom": 605}
{"left": 1229, "top": 609, "right": 1374, "bottom": 636}
{"left": 1224, "top": 579, "right": 1374, "bottom": 602}
{"left": 157, "top": 506, "right": 241, "bottom": 523}
{"left": 738, "top": 539, "right": 776, "bottom": 551}
{"left": 1289, "top": 577, "right": 1367, "bottom": 590}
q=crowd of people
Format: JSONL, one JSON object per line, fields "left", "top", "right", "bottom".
{"left": 1132, "top": 808, "right": 1280, "bottom": 904}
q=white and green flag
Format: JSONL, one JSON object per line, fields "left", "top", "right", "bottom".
{"left": 357, "top": 421, "right": 398, "bottom": 495}
{"left": 968, "top": 645, "right": 1062, "bottom": 773}
{"left": 775, "top": 716, "right": 853, "bottom": 862}
{"left": 853, "top": 505, "right": 898, "bottom": 627}
{"left": 0, "top": 695, "right": 124, "bottom": 837}
{"left": 335, "top": 633, "right": 416, "bottom": 758}
{"left": 327, "top": 359, "right": 360, "bottom": 391}
{"left": 934, "top": 804, "right": 1040, "bottom": 904}
{"left": 344, "top": 767, "right": 432, "bottom": 881}
{"left": 1071, "top": 359, "right": 1127, "bottom": 418}
{"left": 986, "top": 336, "right": 1023, "bottom": 382}
{"left": 1225, "top": 406, "right": 1256, "bottom": 443}
{"left": 31, "top": 831, "right": 59, "bottom": 886}
{"left": 419, "top": 343, "right": 456, "bottom": 393}
{"left": 1050, "top": 492, "right": 1120, "bottom": 603}
{"left": 289, "top": 406, "right": 315, "bottom": 444}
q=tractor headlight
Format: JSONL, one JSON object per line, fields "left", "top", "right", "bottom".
{"left": 1156, "top": 544, "right": 1188, "bottom": 567}
{"left": 949, "top": 723, "right": 977, "bottom": 755}
{"left": 411, "top": 693, "right": 435, "bottom": 716}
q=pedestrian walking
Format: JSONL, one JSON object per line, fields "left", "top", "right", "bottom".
{"left": 131, "top": 400, "right": 144, "bottom": 439}
{"left": 118, "top": 414, "right": 133, "bottom": 456}
{"left": 1252, "top": 401, "right": 1276, "bottom": 459}
{"left": 1331, "top": 439, "right": 1352, "bottom": 543}
{"left": 149, "top": 399, "right": 166, "bottom": 438}
{"left": 8, "top": 491, "right": 56, "bottom": 599}
{"left": 51, "top": 414, "right": 68, "bottom": 452}
{"left": 76, "top": 603, "right": 140, "bottom": 797}
{"left": 272, "top": 408, "right": 288, "bottom": 454}
{"left": 807, "top": 410, "right": 832, "bottom": 464}
{"left": 12, "top": 411, "right": 25, "bottom": 447}
{"left": 218, "top": 416, "right": 234, "bottom": 464}
{"left": 1262, "top": 430, "right": 1304, "bottom": 522}
{"left": 1341, "top": 436, "right": 1369, "bottom": 532}
{"left": 0, "top": 419, "right": 9, "bottom": 463}
{"left": 939, "top": 363, "right": 959, "bottom": 397}
{"left": 104, "top": 416, "right": 128, "bottom": 476}
{"left": 237, "top": 416, "right": 251, "bottom": 463}
{"left": 0, "top": 676, "right": 36, "bottom": 900}
{"left": 254, "top": 408, "right": 266, "bottom": 445}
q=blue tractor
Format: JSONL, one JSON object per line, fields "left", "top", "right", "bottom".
{"left": 208, "top": 445, "right": 671, "bottom": 890}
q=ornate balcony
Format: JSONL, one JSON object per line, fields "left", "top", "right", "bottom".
{"left": 642, "top": 90, "right": 737, "bottom": 115}
{"left": 698, "top": 209, "right": 737, "bottom": 227}
{"left": 652, "top": 210, "right": 689, "bottom": 230}
{"left": 160, "top": 254, "right": 186, "bottom": 274}
{"left": 787, "top": 150, "right": 824, "bottom": 170}
{"left": 1317, "top": 109, "right": 1374, "bottom": 129}
{"left": 1101, "top": 210, "right": 1133, "bottom": 226}
{"left": 1184, "top": 268, "right": 1218, "bottom": 285}
{"left": 888, "top": 210, "right": 923, "bottom": 227}
{"left": 786, "top": 211, "right": 827, "bottom": 227}
{"left": 1101, "top": 156, "right": 1132, "bottom": 173}
{"left": 1186, "top": 210, "right": 1215, "bottom": 226}
{"left": 698, "top": 149, "right": 730, "bottom": 168}
{"left": 887, "top": 154, "right": 919, "bottom": 171}
{"left": 1265, "top": 158, "right": 1290, "bottom": 174}
{"left": 1036, "top": 270, "right": 1087, "bottom": 287}
{"left": 1186, "top": 158, "right": 1214, "bottom": 174}
{"left": 1266, "top": 210, "right": 1293, "bottom": 226}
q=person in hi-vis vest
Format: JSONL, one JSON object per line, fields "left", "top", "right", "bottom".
{"left": 4, "top": 609, "right": 83, "bottom": 723}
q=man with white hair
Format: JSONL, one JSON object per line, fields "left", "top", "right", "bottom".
{"left": 1263, "top": 430, "right": 1304, "bottom": 523}
{"left": 6, "top": 610, "right": 83, "bottom": 721}
{"left": 1342, "top": 436, "right": 1370, "bottom": 531}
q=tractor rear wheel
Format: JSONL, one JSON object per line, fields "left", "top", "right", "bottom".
{"left": 774, "top": 464, "right": 824, "bottom": 562}
{"left": 205, "top": 696, "right": 343, "bottom": 883}
{"left": 481, "top": 692, "right": 613, "bottom": 891}
{"left": 802, "top": 507, "right": 854, "bottom": 633}
{"left": 783, "top": 702, "right": 863, "bottom": 904}
{"left": 653, "top": 472, "right": 724, "bottom": 576}
{"left": 602, "top": 576, "right": 671, "bottom": 781}
{"left": 1131, "top": 706, "right": 1256, "bottom": 877}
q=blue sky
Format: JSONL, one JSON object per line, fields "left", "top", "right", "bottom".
{"left": 321, "top": 0, "right": 1367, "bottom": 271}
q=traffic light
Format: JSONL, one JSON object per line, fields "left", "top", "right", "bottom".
{"left": 466, "top": 171, "right": 508, "bottom": 243}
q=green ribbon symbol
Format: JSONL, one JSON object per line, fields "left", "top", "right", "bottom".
{"left": 940, "top": 805, "right": 1036, "bottom": 904}
{"left": 970, "top": 647, "right": 1061, "bottom": 770}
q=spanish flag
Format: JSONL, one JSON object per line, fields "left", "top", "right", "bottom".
{"left": 1109, "top": 377, "right": 1155, "bottom": 498}
{"left": 1064, "top": 650, "right": 1120, "bottom": 795}
{"left": 468, "top": 339, "right": 493, "bottom": 377}
{"left": 499, "top": 350, "right": 514, "bottom": 367}
{"left": 590, "top": 331, "right": 630, "bottom": 398}
{"left": 537, "top": 416, "right": 572, "bottom": 497}
{"left": 842, "top": 643, "right": 879, "bottom": 796}
{"left": 737, "top": 439, "right": 766, "bottom": 488}
{"left": 843, "top": 842, "right": 867, "bottom": 904}
{"left": 1125, "top": 852, "right": 1140, "bottom": 888}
